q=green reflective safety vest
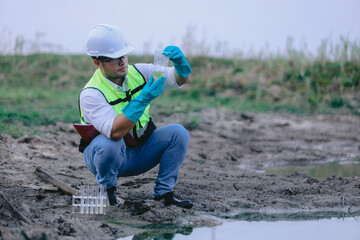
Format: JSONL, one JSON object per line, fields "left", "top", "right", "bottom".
{"left": 79, "top": 65, "right": 151, "bottom": 134}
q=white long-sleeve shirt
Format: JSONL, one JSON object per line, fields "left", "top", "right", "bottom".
{"left": 79, "top": 64, "right": 180, "bottom": 138}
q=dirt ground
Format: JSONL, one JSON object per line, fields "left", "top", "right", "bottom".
{"left": 1, "top": 108, "right": 360, "bottom": 240}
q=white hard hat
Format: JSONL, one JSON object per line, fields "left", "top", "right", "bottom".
{"left": 86, "top": 24, "right": 134, "bottom": 58}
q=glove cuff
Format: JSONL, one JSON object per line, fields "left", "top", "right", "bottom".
{"left": 174, "top": 65, "right": 192, "bottom": 78}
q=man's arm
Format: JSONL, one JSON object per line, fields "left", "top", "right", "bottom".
{"left": 110, "top": 71, "right": 189, "bottom": 140}
{"left": 110, "top": 114, "right": 136, "bottom": 140}
{"left": 111, "top": 76, "right": 166, "bottom": 140}
{"left": 164, "top": 46, "right": 192, "bottom": 87}
{"left": 81, "top": 76, "right": 165, "bottom": 141}
{"left": 174, "top": 70, "right": 191, "bottom": 86}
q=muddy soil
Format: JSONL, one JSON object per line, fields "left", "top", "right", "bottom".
{"left": 1, "top": 108, "right": 360, "bottom": 239}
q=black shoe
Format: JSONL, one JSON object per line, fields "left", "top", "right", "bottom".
{"left": 154, "top": 192, "right": 193, "bottom": 209}
{"left": 106, "top": 186, "right": 119, "bottom": 207}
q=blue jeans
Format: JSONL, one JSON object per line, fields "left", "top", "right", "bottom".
{"left": 83, "top": 124, "right": 189, "bottom": 197}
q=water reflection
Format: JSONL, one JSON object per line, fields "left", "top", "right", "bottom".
{"left": 132, "top": 226, "right": 192, "bottom": 240}
{"left": 118, "top": 226, "right": 193, "bottom": 240}
{"left": 118, "top": 217, "right": 360, "bottom": 240}
{"left": 185, "top": 217, "right": 360, "bottom": 240}
{"left": 266, "top": 160, "right": 360, "bottom": 178}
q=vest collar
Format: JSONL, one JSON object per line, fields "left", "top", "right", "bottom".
{"left": 99, "top": 70, "right": 129, "bottom": 93}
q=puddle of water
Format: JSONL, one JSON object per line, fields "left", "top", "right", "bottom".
{"left": 118, "top": 217, "right": 360, "bottom": 240}
{"left": 266, "top": 160, "right": 360, "bottom": 178}
{"left": 177, "top": 217, "right": 360, "bottom": 240}
{"left": 239, "top": 156, "right": 360, "bottom": 178}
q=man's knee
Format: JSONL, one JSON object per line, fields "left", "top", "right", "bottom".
{"left": 169, "top": 124, "right": 189, "bottom": 147}
{"left": 91, "top": 135, "right": 126, "bottom": 164}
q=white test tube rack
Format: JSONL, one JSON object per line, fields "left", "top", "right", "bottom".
{"left": 72, "top": 185, "right": 108, "bottom": 214}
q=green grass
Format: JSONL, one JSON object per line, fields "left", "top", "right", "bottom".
{"left": 0, "top": 87, "right": 79, "bottom": 137}
{"left": 0, "top": 39, "right": 359, "bottom": 138}
{"left": 152, "top": 89, "right": 305, "bottom": 116}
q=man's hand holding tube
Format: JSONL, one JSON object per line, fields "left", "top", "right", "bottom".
{"left": 163, "top": 46, "right": 192, "bottom": 78}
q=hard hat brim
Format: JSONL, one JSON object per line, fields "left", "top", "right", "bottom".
{"left": 87, "top": 43, "right": 135, "bottom": 58}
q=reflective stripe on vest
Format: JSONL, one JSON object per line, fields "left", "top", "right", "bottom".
{"left": 79, "top": 65, "right": 150, "bottom": 134}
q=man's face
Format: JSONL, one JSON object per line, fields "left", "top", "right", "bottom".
{"left": 95, "top": 55, "right": 129, "bottom": 80}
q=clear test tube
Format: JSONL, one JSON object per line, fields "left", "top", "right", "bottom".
{"left": 88, "top": 185, "right": 91, "bottom": 214}
{"left": 91, "top": 185, "right": 96, "bottom": 214}
{"left": 94, "top": 185, "right": 98, "bottom": 213}
{"left": 103, "top": 185, "right": 108, "bottom": 215}
{"left": 85, "top": 185, "right": 89, "bottom": 214}
{"left": 99, "top": 184, "right": 104, "bottom": 214}
{"left": 80, "top": 185, "right": 85, "bottom": 214}
{"left": 94, "top": 185, "right": 99, "bottom": 214}
{"left": 88, "top": 185, "right": 92, "bottom": 214}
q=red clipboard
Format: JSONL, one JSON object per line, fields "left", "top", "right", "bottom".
{"left": 73, "top": 123, "right": 138, "bottom": 147}
{"left": 73, "top": 123, "right": 100, "bottom": 144}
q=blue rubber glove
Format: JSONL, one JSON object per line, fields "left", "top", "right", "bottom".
{"left": 163, "top": 46, "right": 192, "bottom": 78}
{"left": 122, "top": 76, "right": 165, "bottom": 122}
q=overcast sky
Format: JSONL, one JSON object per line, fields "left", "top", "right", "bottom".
{"left": 0, "top": 0, "right": 359, "bottom": 56}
